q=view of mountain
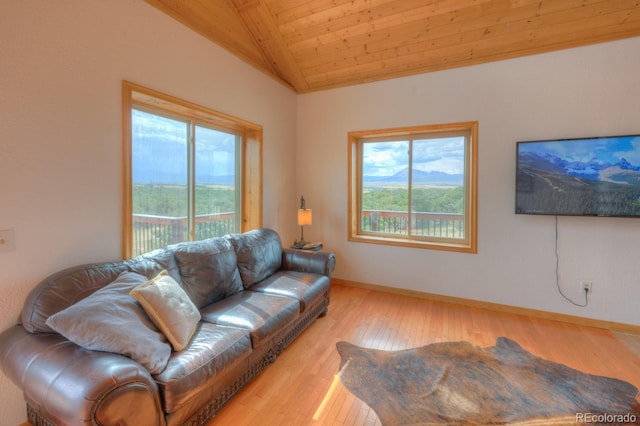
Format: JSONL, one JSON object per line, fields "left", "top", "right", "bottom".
{"left": 516, "top": 150, "right": 640, "bottom": 217}
{"left": 364, "top": 167, "right": 463, "bottom": 186}
{"left": 518, "top": 152, "right": 640, "bottom": 185}
{"left": 132, "top": 166, "right": 236, "bottom": 186}
{"left": 132, "top": 109, "right": 238, "bottom": 186}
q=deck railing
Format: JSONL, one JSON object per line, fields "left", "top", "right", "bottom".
{"left": 361, "top": 210, "right": 464, "bottom": 238}
{"left": 133, "top": 209, "right": 463, "bottom": 255}
{"left": 132, "top": 212, "right": 236, "bottom": 256}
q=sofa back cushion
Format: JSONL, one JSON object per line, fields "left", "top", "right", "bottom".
{"left": 21, "top": 247, "right": 179, "bottom": 334}
{"left": 22, "top": 262, "right": 128, "bottom": 333}
{"left": 129, "top": 247, "right": 183, "bottom": 284}
{"left": 172, "top": 238, "right": 244, "bottom": 308}
{"left": 225, "top": 228, "right": 282, "bottom": 288}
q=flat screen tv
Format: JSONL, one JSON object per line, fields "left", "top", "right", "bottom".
{"left": 516, "top": 134, "right": 640, "bottom": 217}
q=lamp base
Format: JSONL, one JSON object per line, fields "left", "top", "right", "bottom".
{"left": 292, "top": 239, "right": 308, "bottom": 249}
{"left": 291, "top": 240, "right": 323, "bottom": 251}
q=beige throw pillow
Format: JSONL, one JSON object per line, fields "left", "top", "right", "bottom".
{"left": 130, "top": 270, "right": 201, "bottom": 351}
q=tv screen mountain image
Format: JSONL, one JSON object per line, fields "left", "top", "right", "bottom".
{"left": 515, "top": 135, "right": 640, "bottom": 217}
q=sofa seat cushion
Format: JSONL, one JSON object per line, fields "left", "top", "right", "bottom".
{"left": 248, "top": 271, "right": 330, "bottom": 313}
{"left": 199, "top": 292, "right": 299, "bottom": 347}
{"left": 154, "top": 322, "right": 251, "bottom": 413}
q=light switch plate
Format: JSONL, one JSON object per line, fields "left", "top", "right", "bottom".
{"left": 0, "top": 229, "right": 16, "bottom": 252}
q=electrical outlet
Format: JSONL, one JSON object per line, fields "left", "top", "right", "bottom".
{"left": 581, "top": 281, "right": 592, "bottom": 294}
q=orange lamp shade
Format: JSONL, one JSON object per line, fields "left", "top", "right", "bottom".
{"left": 297, "top": 209, "right": 312, "bottom": 226}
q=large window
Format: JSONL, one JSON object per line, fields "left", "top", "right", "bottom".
{"left": 122, "top": 82, "right": 262, "bottom": 258}
{"left": 348, "top": 122, "right": 478, "bottom": 253}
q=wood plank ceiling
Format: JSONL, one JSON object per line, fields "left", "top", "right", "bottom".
{"left": 145, "top": 0, "right": 640, "bottom": 93}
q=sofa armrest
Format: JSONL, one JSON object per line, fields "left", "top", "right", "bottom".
{"left": 0, "top": 325, "right": 165, "bottom": 426}
{"left": 281, "top": 248, "right": 336, "bottom": 277}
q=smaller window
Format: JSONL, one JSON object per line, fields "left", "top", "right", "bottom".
{"left": 348, "top": 122, "right": 478, "bottom": 253}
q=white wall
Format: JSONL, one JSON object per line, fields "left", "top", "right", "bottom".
{"left": 297, "top": 37, "right": 640, "bottom": 327}
{"left": 0, "top": 1, "right": 297, "bottom": 423}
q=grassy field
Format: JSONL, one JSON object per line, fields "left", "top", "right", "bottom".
{"left": 362, "top": 185, "right": 464, "bottom": 214}
{"left": 133, "top": 184, "right": 237, "bottom": 217}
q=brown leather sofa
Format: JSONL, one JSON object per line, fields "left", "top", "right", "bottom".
{"left": 0, "top": 228, "right": 335, "bottom": 425}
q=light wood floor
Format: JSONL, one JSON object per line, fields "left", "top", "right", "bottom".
{"left": 208, "top": 284, "right": 640, "bottom": 426}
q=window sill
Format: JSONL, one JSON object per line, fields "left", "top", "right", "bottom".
{"left": 348, "top": 234, "right": 476, "bottom": 253}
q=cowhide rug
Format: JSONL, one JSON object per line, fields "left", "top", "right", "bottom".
{"left": 336, "top": 337, "right": 640, "bottom": 425}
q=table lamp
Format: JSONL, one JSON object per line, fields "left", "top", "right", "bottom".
{"left": 295, "top": 195, "right": 312, "bottom": 247}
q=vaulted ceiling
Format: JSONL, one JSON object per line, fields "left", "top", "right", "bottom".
{"left": 145, "top": 0, "right": 640, "bottom": 93}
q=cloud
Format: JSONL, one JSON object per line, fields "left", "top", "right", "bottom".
{"left": 413, "top": 137, "right": 465, "bottom": 174}
{"left": 362, "top": 137, "right": 465, "bottom": 176}
{"left": 363, "top": 141, "right": 408, "bottom": 176}
{"left": 521, "top": 136, "right": 640, "bottom": 167}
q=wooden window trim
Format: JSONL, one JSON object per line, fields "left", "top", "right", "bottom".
{"left": 348, "top": 121, "right": 478, "bottom": 253}
{"left": 121, "top": 81, "right": 262, "bottom": 259}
